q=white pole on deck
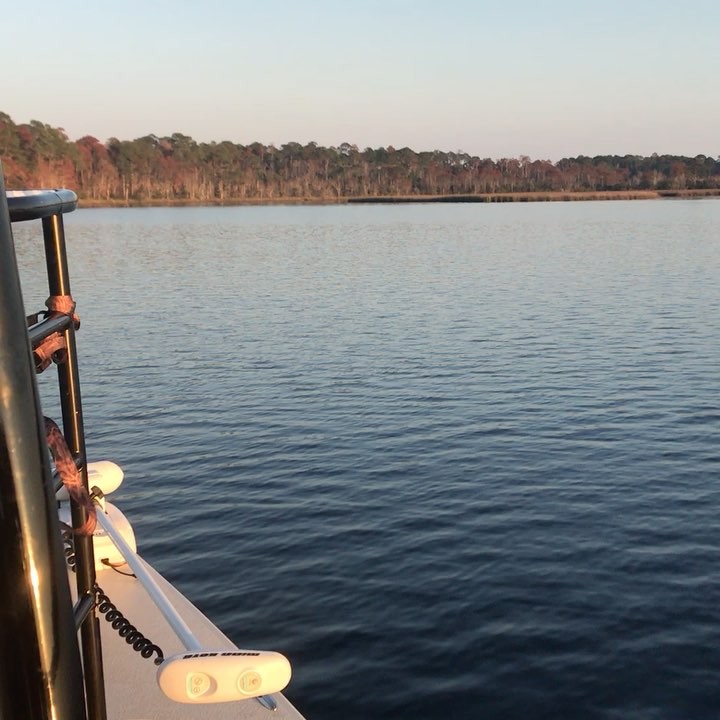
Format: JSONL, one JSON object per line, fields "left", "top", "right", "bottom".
{"left": 93, "top": 507, "right": 203, "bottom": 652}
{"left": 92, "top": 502, "right": 282, "bottom": 711}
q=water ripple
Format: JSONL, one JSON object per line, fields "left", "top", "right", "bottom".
{"left": 13, "top": 200, "right": 720, "bottom": 720}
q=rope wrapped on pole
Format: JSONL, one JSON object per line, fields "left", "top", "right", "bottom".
{"left": 45, "top": 417, "right": 96, "bottom": 536}
{"left": 31, "top": 294, "right": 80, "bottom": 372}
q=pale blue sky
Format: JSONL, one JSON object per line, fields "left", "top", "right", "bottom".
{"left": 2, "top": 0, "right": 718, "bottom": 159}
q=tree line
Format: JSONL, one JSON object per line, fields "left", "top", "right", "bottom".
{"left": 1, "top": 111, "right": 719, "bottom": 202}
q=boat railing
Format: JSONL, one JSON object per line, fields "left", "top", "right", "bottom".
{"left": 0, "top": 178, "right": 107, "bottom": 719}
{"left": 1, "top": 176, "right": 294, "bottom": 717}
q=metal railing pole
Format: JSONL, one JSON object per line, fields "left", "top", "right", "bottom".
{"left": 0, "top": 170, "right": 88, "bottom": 718}
{"left": 42, "top": 212, "right": 108, "bottom": 720}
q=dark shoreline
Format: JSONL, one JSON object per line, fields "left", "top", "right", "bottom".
{"left": 76, "top": 188, "right": 720, "bottom": 209}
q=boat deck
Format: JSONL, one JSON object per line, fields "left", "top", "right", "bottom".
{"left": 93, "top": 558, "right": 305, "bottom": 720}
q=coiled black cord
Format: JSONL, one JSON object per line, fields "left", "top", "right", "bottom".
{"left": 95, "top": 589, "right": 164, "bottom": 664}
{"left": 62, "top": 529, "right": 164, "bottom": 665}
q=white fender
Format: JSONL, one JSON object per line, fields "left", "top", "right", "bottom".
{"left": 157, "top": 649, "right": 291, "bottom": 704}
{"left": 59, "top": 501, "right": 137, "bottom": 571}
{"left": 56, "top": 460, "right": 124, "bottom": 501}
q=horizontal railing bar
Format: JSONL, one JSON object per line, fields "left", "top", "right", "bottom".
{"left": 28, "top": 314, "right": 72, "bottom": 347}
{"left": 74, "top": 593, "right": 97, "bottom": 631}
{"left": 7, "top": 189, "right": 78, "bottom": 222}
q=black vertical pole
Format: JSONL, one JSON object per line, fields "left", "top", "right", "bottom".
{"left": 41, "top": 213, "right": 108, "bottom": 720}
{"left": 0, "top": 172, "right": 88, "bottom": 716}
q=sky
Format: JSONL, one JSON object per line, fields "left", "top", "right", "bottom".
{"left": 2, "top": 0, "right": 719, "bottom": 160}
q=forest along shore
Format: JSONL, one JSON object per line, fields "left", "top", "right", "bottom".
{"left": 75, "top": 188, "right": 720, "bottom": 208}
{"left": 2, "top": 111, "right": 720, "bottom": 204}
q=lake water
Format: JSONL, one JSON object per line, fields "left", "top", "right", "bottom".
{"left": 13, "top": 199, "right": 720, "bottom": 719}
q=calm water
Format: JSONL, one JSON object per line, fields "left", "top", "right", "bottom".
{"left": 14, "top": 200, "right": 720, "bottom": 719}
